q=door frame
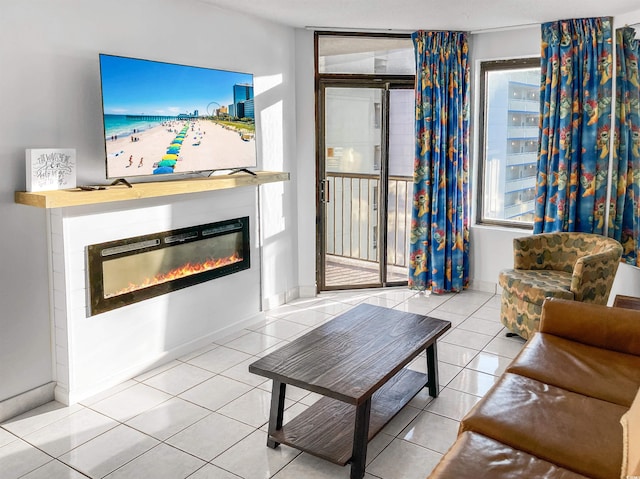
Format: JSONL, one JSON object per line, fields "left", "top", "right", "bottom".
{"left": 315, "top": 78, "right": 414, "bottom": 292}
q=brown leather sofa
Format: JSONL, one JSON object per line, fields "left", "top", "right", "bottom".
{"left": 428, "top": 298, "right": 640, "bottom": 479}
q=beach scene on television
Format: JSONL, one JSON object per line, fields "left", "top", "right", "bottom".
{"left": 99, "top": 54, "right": 256, "bottom": 179}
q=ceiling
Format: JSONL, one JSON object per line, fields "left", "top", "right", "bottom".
{"left": 196, "top": 0, "right": 639, "bottom": 32}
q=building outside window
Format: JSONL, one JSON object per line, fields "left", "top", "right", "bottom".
{"left": 478, "top": 58, "right": 540, "bottom": 227}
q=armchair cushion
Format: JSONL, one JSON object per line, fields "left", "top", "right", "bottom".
{"left": 498, "top": 269, "right": 573, "bottom": 306}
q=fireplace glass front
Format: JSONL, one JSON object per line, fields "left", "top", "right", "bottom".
{"left": 87, "top": 217, "right": 250, "bottom": 315}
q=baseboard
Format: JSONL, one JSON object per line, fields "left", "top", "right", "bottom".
{"left": 263, "top": 286, "right": 303, "bottom": 310}
{"left": 298, "top": 285, "right": 317, "bottom": 298}
{"left": 468, "top": 280, "right": 497, "bottom": 294}
{"left": 0, "top": 382, "right": 56, "bottom": 422}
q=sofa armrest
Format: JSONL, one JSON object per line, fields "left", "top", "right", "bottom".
{"left": 539, "top": 298, "right": 640, "bottom": 355}
{"left": 570, "top": 252, "right": 622, "bottom": 303}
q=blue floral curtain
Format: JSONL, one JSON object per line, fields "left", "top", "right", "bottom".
{"left": 409, "top": 31, "right": 469, "bottom": 293}
{"left": 610, "top": 27, "right": 640, "bottom": 264}
{"left": 533, "top": 18, "right": 613, "bottom": 233}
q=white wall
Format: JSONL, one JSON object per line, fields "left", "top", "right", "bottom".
{"left": 294, "top": 29, "right": 319, "bottom": 296}
{"left": 468, "top": 26, "right": 543, "bottom": 291}
{"left": 0, "top": 0, "right": 298, "bottom": 402}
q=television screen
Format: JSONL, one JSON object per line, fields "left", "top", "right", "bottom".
{"left": 98, "top": 54, "right": 257, "bottom": 179}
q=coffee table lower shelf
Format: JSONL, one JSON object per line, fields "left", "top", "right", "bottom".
{"left": 269, "top": 368, "right": 427, "bottom": 465}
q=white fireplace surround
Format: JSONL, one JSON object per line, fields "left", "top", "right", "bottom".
{"left": 48, "top": 186, "right": 263, "bottom": 405}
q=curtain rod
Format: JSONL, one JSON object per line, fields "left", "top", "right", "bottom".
{"left": 305, "top": 26, "right": 413, "bottom": 34}
{"left": 305, "top": 23, "right": 541, "bottom": 35}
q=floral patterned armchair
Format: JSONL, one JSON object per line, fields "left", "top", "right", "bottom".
{"left": 498, "top": 232, "right": 623, "bottom": 339}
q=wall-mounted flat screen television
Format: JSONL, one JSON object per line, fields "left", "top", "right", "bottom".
{"left": 99, "top": 53, "right": 257, "bottom": 179}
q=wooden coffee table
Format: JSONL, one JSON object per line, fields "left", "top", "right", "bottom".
{"left": 248, "top": 303, "right": 451, "bottom": 479}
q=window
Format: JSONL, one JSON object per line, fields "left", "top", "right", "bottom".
{"left": 478, "top": 58, "right": 540, "bottom": 227}
{"left": 317, "top": 35, "right": 414, "bottom": 75}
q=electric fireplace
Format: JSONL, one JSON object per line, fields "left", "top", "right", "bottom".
{"left": 87, "top": 217, "right": 250, "bottom": 315}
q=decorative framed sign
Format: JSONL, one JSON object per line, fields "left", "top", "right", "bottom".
{"left": 26, "top": 148, "right": 76, "bottom": 192}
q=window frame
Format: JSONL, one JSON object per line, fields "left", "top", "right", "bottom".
{"left": 476, "top": 57, "right": 540, "bottom": 229}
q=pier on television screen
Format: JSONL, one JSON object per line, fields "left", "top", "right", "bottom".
{"left": 99, "top": 54, "right": 257, "bottom": 179}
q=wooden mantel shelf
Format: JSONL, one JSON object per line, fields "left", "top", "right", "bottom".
{"left": 15, "top": 171, "right": 289, "bottom": 209}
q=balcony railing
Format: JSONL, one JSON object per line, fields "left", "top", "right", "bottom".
{"left": 325, "top": 172, "right": 412, "bottom": 270}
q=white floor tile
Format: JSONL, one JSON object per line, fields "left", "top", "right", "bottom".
{"left": 220, "top": 357, "right": 270, "bottom": 387}
{"left": 457, "top": 316, "right": 503, "bottom": 336}
{"left": 179, "top": 375, "right": 252, "bottom": 411}
{"left": 436, "top": 342, "right": 478, "bottom": 367}
{"left": 187, "top": 463, "right": 243, "bottom": 478}
{"left": 23, "top": 407, "right": 118, "bottom": 457}
{"left": 1, "top": 402, "right": 83, "bottom": 437}
{"left": 103, "top": 442, "right": 204, "bottom": 479}
{"left": 252, "top": 319, "right": 310, "bottom": 340}
{"left": 212, "top": 429, "right": 300, "bottom": 479}
{"left": 440, "top": 328, "right": 493, "bottom": 351}
{"left": 483, "top": 336, "right": 526, "bottom": 359}
{"left": 272, "top": 452, "right": 352, "bottom": 479}
{"left": 380, "top": 405, "right": 421, "bottom": 436}
{"left": 125, "top": 397, "right": 210, "bottom": 441}
{"left": 365, "top": 432, "right": 395, "bottom": 466}
{"left": 212, "top": 335, "right": 282, "bottom": 357}
{"left": 20, "top": 459, "right": 87, "bottom": 479}
{"left": 466, "top": 352, "right": 512, "bottom": 377}
{"left": 89, "top": 383, "right": 172, "bottom": 422}
{"left": 361, "top": 296, "right": 404, "bottom": 308}
{"left": 166, "top": 412, "right": 253, "bottom": 461}
{"left": 59, "top": 424, "right": 158, "bottom": 478}
{"left": 142, "top": 362, "right": 214, "bottom": 396}
{"left": 0, "top": 427, "right": 17, "bottom": 447}
{"left": 407, "top": 388, "right": 435, "bottom": 409}
{"left": 447, "top": 368, "right": 498, "bottom": 397}
{"left": 134, "top": 360, "right": 182, "bottom": 382}
{"left": 217, "top": 388, "right": 279, "bottom": 428}
{"left": 425, "top": 309, "right": 467, "bottom": 327}
{"left": 400, "top": 410, "right": 459, "bottom": 454}
{"left": 0, "top": 438, "right": 52, "bottom": 479}
{"left": 425, "top": 387, "right": 480, "bottom": 421}
{"left": 306, "top": 300, "right": 353, "bottom": 316}
{"left": 367, "top": 438, "right": 443, "bottom": 479}
{"left": 178, "top": 343, "right": 219, "bottom": 363}
{"left": 281, "top": 309, "right": 333, "bottom": 327}
{"left": 469, "top": 305, "right": 501, "bottom": 322}
{"left": 186, "top": 345, "right": 254, "bottom": 372}
{"left": 79, "top": 380, "right": 137, "bottom": 407}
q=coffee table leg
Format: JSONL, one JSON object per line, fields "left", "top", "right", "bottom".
{"left": 350, "top": 398, "right": 371, "bottom": 479}
{"left": 267, "top": 380, "right": 286, "bottom": 448}
{"left": 426, "top": 343, "right": 440, "bottom": 397}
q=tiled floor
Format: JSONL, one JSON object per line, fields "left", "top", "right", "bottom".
{"left": 0, "top": 288, "right": 525, "bottom": 479}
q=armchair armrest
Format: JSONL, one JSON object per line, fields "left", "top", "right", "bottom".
{"left": 570, "top": 251, "right": 622, "bottom": 302}
{"left": 539, "top": 298, "right": 640, "bottom": 355}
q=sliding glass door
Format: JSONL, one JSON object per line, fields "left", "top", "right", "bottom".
{"left": 318, "top": 84, "right": 414, "bottom": 290}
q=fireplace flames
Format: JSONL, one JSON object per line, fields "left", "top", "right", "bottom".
{"left": 105, "top": 252, "right": 242, "bottom": 298}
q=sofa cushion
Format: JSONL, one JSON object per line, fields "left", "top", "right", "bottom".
{"left": 506, "top": 333, "right": 640, "bottom": 407}
{"left": 428, "top": 431, "right": 589, "bottom": 479}
{"left": 498, "top": 269, "right": 574, "bottom": 305}
{"left": 460, "top": 373, "right": 627, "bottom": 479}
{"left": 621, "top": 388, "right": 640, "bottom": 478}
